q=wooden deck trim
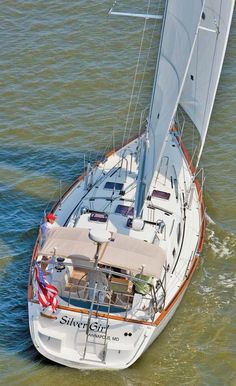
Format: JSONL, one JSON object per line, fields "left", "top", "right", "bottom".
{"left": 40, "top": 312, "right": 57, "bottom": 320}
{"left": 31, "top": 300, "right": 155, "bottom": 326}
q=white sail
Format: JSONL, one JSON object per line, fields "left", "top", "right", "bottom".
{"left": 135, "top": 0, "right": 205, "bottom": 217}
{"left": 180, "top": 0, "right": 235, "bottom": 165}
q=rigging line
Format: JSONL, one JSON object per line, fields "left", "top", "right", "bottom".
{"left": 106, "top": 1, "right": 126, "bottom": 155}
{"left": 127, "top": 1, "right": 162, "bottom": 137}
{"left": 126, "top": 4, "right": 161, "bottom": 143}
{"left": 94, "top": 3, "right": 116, "bottom": 163}
{"left": 121, "top": 0, "right": 151, "bottom": 148}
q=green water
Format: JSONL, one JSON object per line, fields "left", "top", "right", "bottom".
{"left": 0, "top": 2, "right": 235, "bottom": 385}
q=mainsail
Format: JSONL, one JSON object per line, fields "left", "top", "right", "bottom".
{"left": 135, "top": 0, "right": 205, "bottom": 217}
{"left": 180, "top": 0, "right": 235, "bottom": 166}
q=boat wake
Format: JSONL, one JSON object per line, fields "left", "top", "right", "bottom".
{"left": 205, "top": 212, "right": 216, "bottom": 225}
{"left": 205, "top": 226, "right": 236, "bottom": 260}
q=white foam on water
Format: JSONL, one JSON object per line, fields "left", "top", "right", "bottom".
{"left": 206, "top": 227, "right": 235, "bottom": 259}
{"left": 218, "top": 274, "right": 236, "bottom": 289}
{"left": 205, "top": 212, "right": 216, "bottom": 225}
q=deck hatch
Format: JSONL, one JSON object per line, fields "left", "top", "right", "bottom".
{"left": 89, "top": 212, "right": 108, "bottom": 223}
{"left": 104, "top": 182, "right": 124, "bottom": 190}
{"left": 152, "top": 190, "right": 170, "bottom": 200}
{"left": 115, "top": 205, "right": 134, "bottom": 217}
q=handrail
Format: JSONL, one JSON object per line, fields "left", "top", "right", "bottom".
{"left": 35, "top": 259, "right": 161, "bottom": 287}
{"left": 83, "top": 283, "right": 98, "bottom": 359}
{"left": 62, "top": 281, "right": 158, "bottom": 320}
{"left": 31, "top": 259, "right": 166, "bottom": 323}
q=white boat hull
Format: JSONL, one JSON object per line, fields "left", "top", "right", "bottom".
{"left": 28, "top": 130, "right": 204, "bottom": 369}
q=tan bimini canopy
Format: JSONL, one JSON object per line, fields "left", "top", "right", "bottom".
{"left": 40, "top": 227, "right": 166, "bottom": 279}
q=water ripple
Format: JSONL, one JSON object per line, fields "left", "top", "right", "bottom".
{"left": 0, "top": 2, "right": 235, "bottom": 386}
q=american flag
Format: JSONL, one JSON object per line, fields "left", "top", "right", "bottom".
{"left": 35, "top": 262, "right": 58, "bottom": 312}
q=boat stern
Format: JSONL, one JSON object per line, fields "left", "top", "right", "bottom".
{"left": 28, "top": 301, "right": 155, "bottom": 370}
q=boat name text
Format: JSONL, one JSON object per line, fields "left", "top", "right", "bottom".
{"left": 60, "top": 315, "right": 109, "bottom": 332}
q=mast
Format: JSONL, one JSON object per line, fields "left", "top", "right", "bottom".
{"left": 134, "top": 0, "right": 169, "bottom": 218}
{"left": 134, "top": 0, "right": 206, "bottom": 218}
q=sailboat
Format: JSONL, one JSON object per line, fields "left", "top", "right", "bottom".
{"left": 28, "top": 1, "right": 235, "bottom": 369}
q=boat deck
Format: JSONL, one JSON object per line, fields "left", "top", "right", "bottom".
{"left": 36, "top": 130, "right": 202, "bottom": 314}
